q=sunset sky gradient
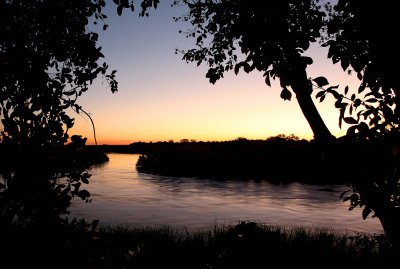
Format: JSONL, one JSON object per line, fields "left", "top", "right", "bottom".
{"left": 71, "top": 1, "right": 359, "bottom": 145}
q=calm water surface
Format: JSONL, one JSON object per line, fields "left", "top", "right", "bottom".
{"left": 70, "top": 153, "right": 383, "bottom": 235}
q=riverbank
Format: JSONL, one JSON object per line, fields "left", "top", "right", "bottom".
{"left": 1, "top": 221, "right": 395, "bottom": 268}
{"left": 125, "top": 135, "right": 396, "bottom": 184}
{"left": 0, "top": 144, "right": 109, "bottom": 173}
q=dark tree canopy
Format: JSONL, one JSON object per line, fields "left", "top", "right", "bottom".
{"left": 173, "top": 0, "right": 400, "bottom": 248}
{"left": 327, "top": 1, "right": 400, "bottom": 92}
{"left": 0, "top": 0, "right": 119, "bottom": 148}
{"left": 175, "top": 0, "right": 323, "bottom": 86}
{"left": 174, "top": 0, "right": 334, "bottom": 142}
{"left": 0, "top": 0, "right": 120, "bottom": 233}
{"left": 319, "top": 1, "right": 400, "bottom": 138}
{"left": 0, "top": 0, "right": 160, "bottom": 147}
{"left": 0, "top": 0, "right": 158, "bottom": 233}
{"left": 319, "top": 0, "right": 400, "bottom": 248}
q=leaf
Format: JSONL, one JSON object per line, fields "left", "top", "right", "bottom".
{"left": 265, "top": 73, "right": 271, "bottom": 86}
{"left": 196, "top": 35, "right": 202, "bottom": 44}
{"left": 313, "top": 76, "right": 329, "bottom": 87}
{"left": 234, "top": 64, "right": 240, "bottom": 75}
{"left": 74, "top": 104, "right": 81, "bottom": 113}
{"left": 302, "top": 56, "right": 313, "bottom": 65}
{"left": 357, "top": 72, "right": 363, "bottom": 80}
{"left": 64, "top": 90, "right": 76, "bottom": 96}
{"left": 362, "top": 109, "right": 373, "bottom": 119}
{"left": 330, "top": 89, "right": 341, "bottom": 99}
{"left": 358, "top": 83, "right": 365, "bottom": 94}
{"left": 340, "top": 59, "right": 349, "bottom": 70}
{"left": 365, "top": 98, "right": 378, "bottom": 103}
{"left": 280, "top": 88, "right": 292, "bottom": 101}
{"left": 243, "top": 62, "right": 250, "bottom": 73}
{"left": 315, "top": 91, "right": 325, "bottom": 99}
{"left": 79, "top": 190, "right": 91, "bottom": 200}
{"left": 365, "top": 91, "right": 382, "bottom": 98}
{"left": 82, "top": 177, "right": 89, "bottom": 184}
{"left": 344, "top": 117, "right": 358, "bottom": 124}
{"left": 344, "top": 85, "right": 349, "bottom": 95}
{"left": 117, "top": 5, "right": 123, "bottom": 16}
{"left": 354, "top": 99, "right": 362, "bottom": 107}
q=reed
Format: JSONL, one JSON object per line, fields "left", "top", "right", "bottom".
{"left": 81, "top": 221, "right": 395, "bottom": 268}
{"left": 1, "top": 221, "right": 395, "bottom": 268}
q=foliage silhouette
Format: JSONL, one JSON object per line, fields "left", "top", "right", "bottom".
{"left": 170, "top": 0, "right": 400, "bottom": 248}
{"left": 172, "top": 0, "right": 335, "bottom": 143}
{"left": 317, "top": 1, "right": 400, "bottom": 248}
{"left": 0, "top": 0, "right": 111, "bottom": 232}
{"left": 0, "top": 0, "right": 158, "bottom": 255}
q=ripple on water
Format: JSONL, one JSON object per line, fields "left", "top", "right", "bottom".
{"left": 70, "top": 153, "right": 384, "bottom": 235}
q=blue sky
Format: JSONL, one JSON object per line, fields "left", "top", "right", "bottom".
{"left": 71, "top": 0, "right": 358, "bottom": 144}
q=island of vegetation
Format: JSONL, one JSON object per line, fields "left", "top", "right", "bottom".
{"left": 95, "top": 134, "right": 396, "bottom": 185}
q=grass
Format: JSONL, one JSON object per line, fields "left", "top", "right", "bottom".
{"left": 2, "top": 221, "right": 395, "bottom": 268}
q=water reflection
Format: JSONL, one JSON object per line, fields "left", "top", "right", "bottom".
{"left": 69, "top": 153, "right": 384, "bottom": 235}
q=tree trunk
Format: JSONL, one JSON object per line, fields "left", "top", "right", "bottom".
{"left": 376, "top": 207, "right": 400, "bottom": 249}
{"left": 295, "top": 89, "right": 334, "bottom": 142}
{"left": 289, "top": 66, "right": 335, "bottom": 143}
{"left": 357, "top": 181, "right": 400, "bottom": 249}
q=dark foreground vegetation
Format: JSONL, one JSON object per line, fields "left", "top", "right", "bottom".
{"left": 1, "top": 221, "right": 396, "bottom": 268}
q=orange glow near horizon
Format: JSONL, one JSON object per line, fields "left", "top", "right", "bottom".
{"left": 66, "top": 2, "right": 359, "bottom": 146}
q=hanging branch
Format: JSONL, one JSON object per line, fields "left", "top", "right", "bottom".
{"left": 74, "top": 105, "right": 97, "bottom": 145}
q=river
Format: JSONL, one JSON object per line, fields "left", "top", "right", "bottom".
{"left": 69, "top": 153, "right": 384, "bottom": 235}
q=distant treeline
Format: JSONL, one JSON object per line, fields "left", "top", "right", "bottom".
{"left": 93, "top": 134, "right": 309, "bottom": 154}
{"left": 94, "top": 134, "right": 397, "bottom": 184}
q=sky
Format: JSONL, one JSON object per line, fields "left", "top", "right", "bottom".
{"left": 70, "top": 0, "right": 359, "bottom": 145}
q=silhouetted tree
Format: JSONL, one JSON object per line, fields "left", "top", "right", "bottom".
{"left": 0, "top": 0, "right": 158, "bottom": 245}
{"left": 172, "top": 0, "right": 400, "bottom": 247}
{"left": 173, "top": 0, "right": 335, "bottom": 143}
{"left": 315, "top": 1, "right": 400, "bottom": 247}
{"left": 0, "top": 0, "right": 113, "bottom": 231}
